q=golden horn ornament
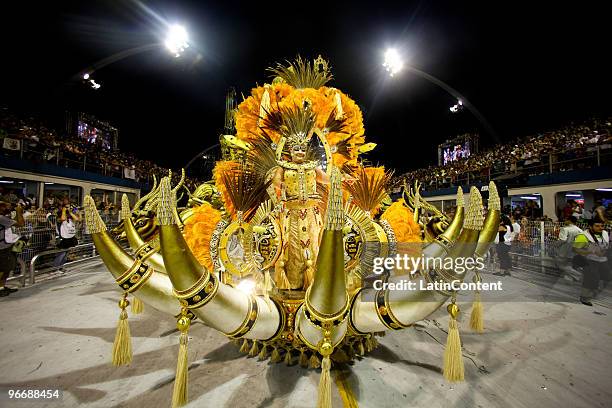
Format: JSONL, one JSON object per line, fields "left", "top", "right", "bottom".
{"left": 469, "top": 181, "right": 501, "bottom": 334}
{"left": 421, "top": 187, "right": 465, "bottom": 260}
{"left": 296, "top": 166, "right": 349, "bottom": 356}
{"left": 123, "top": 214, "right": 167, "bottom": 273}
{"left": 474, "top": 181, "right": 501, "bottom": 258}
{"left": 350, "top": 185, "right": 495, "bottom": 333}
{"left": 84, "top": 196, "right": 181, "bottom": 316}
{"left": 133, "top": 175, "right": 158, "bottom": 212}
{"left": 156, "top": 177, "right": 280, "bottom": 339}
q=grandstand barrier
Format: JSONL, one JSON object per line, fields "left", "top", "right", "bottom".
{"left": 28, "top": 243, "right": 97, "bottom": 285}
{"left": 498, "top": 220, "right": 612, "bottom": 277}
{"left": 4, "top": 212, "right": 121, "bottom": 287}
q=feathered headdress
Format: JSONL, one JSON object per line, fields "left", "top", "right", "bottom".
{"left": 267, "top": 55, "right": 332, "bottom": 89}
{"left": 261, "top": 105, "right": 317, "bottom": 150}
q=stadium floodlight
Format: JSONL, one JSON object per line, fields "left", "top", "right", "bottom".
{"left": 383, "top": 48, "right": 403, "bottom": 77}
{"left": 165, "top": 24, "right": 189, "bottom": 57}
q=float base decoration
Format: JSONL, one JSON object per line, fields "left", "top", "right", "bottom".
{"left": 86, "top": 56, "right": 500, "bottom": 407}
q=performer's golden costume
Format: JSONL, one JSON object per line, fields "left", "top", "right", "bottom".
{"left": 90, "top": 56, "right": 500, "bottom": 408}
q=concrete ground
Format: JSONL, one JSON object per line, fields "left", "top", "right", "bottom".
{"left": 0, "top": 262, "right": 611, "bottom": 408}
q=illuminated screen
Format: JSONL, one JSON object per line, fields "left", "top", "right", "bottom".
{"left": 442, "top": 142, "right": 471, "bottom": 165}
{"left": 77, "top": 121, "right": 112, "bottom": 150}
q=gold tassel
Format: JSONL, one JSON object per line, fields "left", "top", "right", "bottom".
{"left": 111, "top": 293, "right": 132, "bottom": 366}
{"left": 172, "top": 309, "right": 191, "bottom": 408}
{"left": 275, "top": 263, "right": 291, "bottom": 290}
{"left": 249, "top": 340, "right": 260, "bottom": 357}
{"left": 443, "top": 302, "right": 465, "bottom": 382}
{"left": 284, "top": 349, "right": 293, "bottom": 366}
{"left": 258, "top": 344, "right": 269, "bottom": 361}
{"left": 347, "top": 344, "right": 355, "bottom": 359}
{"left": 299, "top": 350, "right": 309, "bottom": 367}
{"left": 317, "top": 356, "right": 332, "bottom": 408}
{"left": 270, "top": 347, "right": 282, "bottom": 363}
{"left": 364, "top": 336, "right": 373, "bottom": 353}
{"left": 370, "top": 336, "right": 378, "bottom": 350}
{"left": 264, "top": 271, "right": 272, "bottom": 302}
{"left": 357, "top": 340, "right": 365, "bottom": 356}
{"left": 239, "top": 339, "right": 250, "bottom": 354}
{"left": 334, "top": 92, "right": 344, "bottom": 119}
{"left": 259, "top": 84, "right": 271, "bottom": 121}
{"left": 131, "top": 295, "right": 144, "bottom": 314}
{"left": 309, "top": 353, "right": 321, "bottom": 369}
{"left": 470, "top": 291, "right": 484, "bottom": 333}
{"left": 303, "top": 258, "right": 314, "bottom": 289}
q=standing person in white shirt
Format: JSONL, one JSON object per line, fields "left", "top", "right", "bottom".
{"left": 52, "top": 197, "right": 81, "bottom": 272}
{"left": 572, "top": 202, "right": 583, "bottom": 220}
{"left": 556, "top": 216, "right": 583, "bottom": 281}
{"left": 510, "top": 215, "right": 522, "bottom": 265}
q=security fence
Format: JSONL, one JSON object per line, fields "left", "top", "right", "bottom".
{"left": 504, "top": 220, "right": 611, "bottom": 273}
{"left": 6, "top": 211, "right": 121, "bottom": 285}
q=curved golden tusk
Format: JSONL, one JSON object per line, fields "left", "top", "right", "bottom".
{"left": 157, "top": 177, "right": 280, "bottom": 339}
{"left": 171, "top": 168, "right": 186, "bottom": 194}
{"left": 84, "top": 196, "right": 180, "bottom": 316}
{"left": 475, "top": 181, "right": 501, "bottom": 257}
{"left": 350, "top": 186, "right": 488, "bottom": 334}
{"left": 422, "top": 187, "right": 465, "bottom": 260}
{"left": 171, "top": 169, "right": 186, "bottom": 226}
{"left": 133, "top": 174, "right": 158, "bottom": 212}
{"left": 439, "top": 187, "right": 465, "bottom": 243}
{"left": 121, "top": 194, "right": 167, "bottom": 273}
{"left": 446, "top": 187, "right": 484, "bottom": 261}
{"left": 297, "top": 167, "right": 349, "bottom": 349}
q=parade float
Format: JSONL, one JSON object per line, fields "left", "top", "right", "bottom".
{"left": 85, "top": 56, "right": 500, "bottom": 407}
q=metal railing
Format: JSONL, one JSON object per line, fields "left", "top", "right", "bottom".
{"left": 3, "top": 212, "right": 121, "bottom": 287}
{"left": 504, "top": 220, "right": 612, "bottom": 274}
{"left": 27, "top": 243, "right": 98, "bottom": 285}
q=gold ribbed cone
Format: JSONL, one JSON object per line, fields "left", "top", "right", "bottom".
{"left": 84, "top": 196, "right": 107, "bottom": 234}
{"left": 121, "top": 194, "right": 131, "bottom": 221}
{"left": 307, "top": 166, "right": 347, "bottom": 315}
{"left": 158, "top": 177, "right": 206, "bottom": 291}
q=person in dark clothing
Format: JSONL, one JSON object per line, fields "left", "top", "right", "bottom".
{"left": 0, "top": 201, "right": 24, "bottom": 296}
{"left": 493, "top": 215, "right": 514, "bottom": 276}
{"left": 573, "top": 218, "right": 610, "bottom": 306}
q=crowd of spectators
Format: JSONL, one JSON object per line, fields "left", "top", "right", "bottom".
{"left": 0, "top": 108, "right": 200, "bottom": 190}
{"left": 399, "top": 118, "right": 612, "bottom": 189}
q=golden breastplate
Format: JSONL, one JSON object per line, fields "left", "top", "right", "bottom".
{"left": 284, "top": 167, "right": 317, "bottom": 201}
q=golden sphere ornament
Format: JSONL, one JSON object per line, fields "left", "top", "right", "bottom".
{"left": 177, "top": 316, "right": 192, "bottom": 332}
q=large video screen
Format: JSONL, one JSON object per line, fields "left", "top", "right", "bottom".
{"left": 442, "top": 142, "right": 471, "bottom": 164}
{"left": 77, "top": 120, "right": 112, "bottom": 150}
{"left": 438, "top": 134, "right": 478, "bottom": 165}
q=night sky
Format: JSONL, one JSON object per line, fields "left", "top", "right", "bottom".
{"left": 3, "top": 1, "right": 610, "bottom": 175}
